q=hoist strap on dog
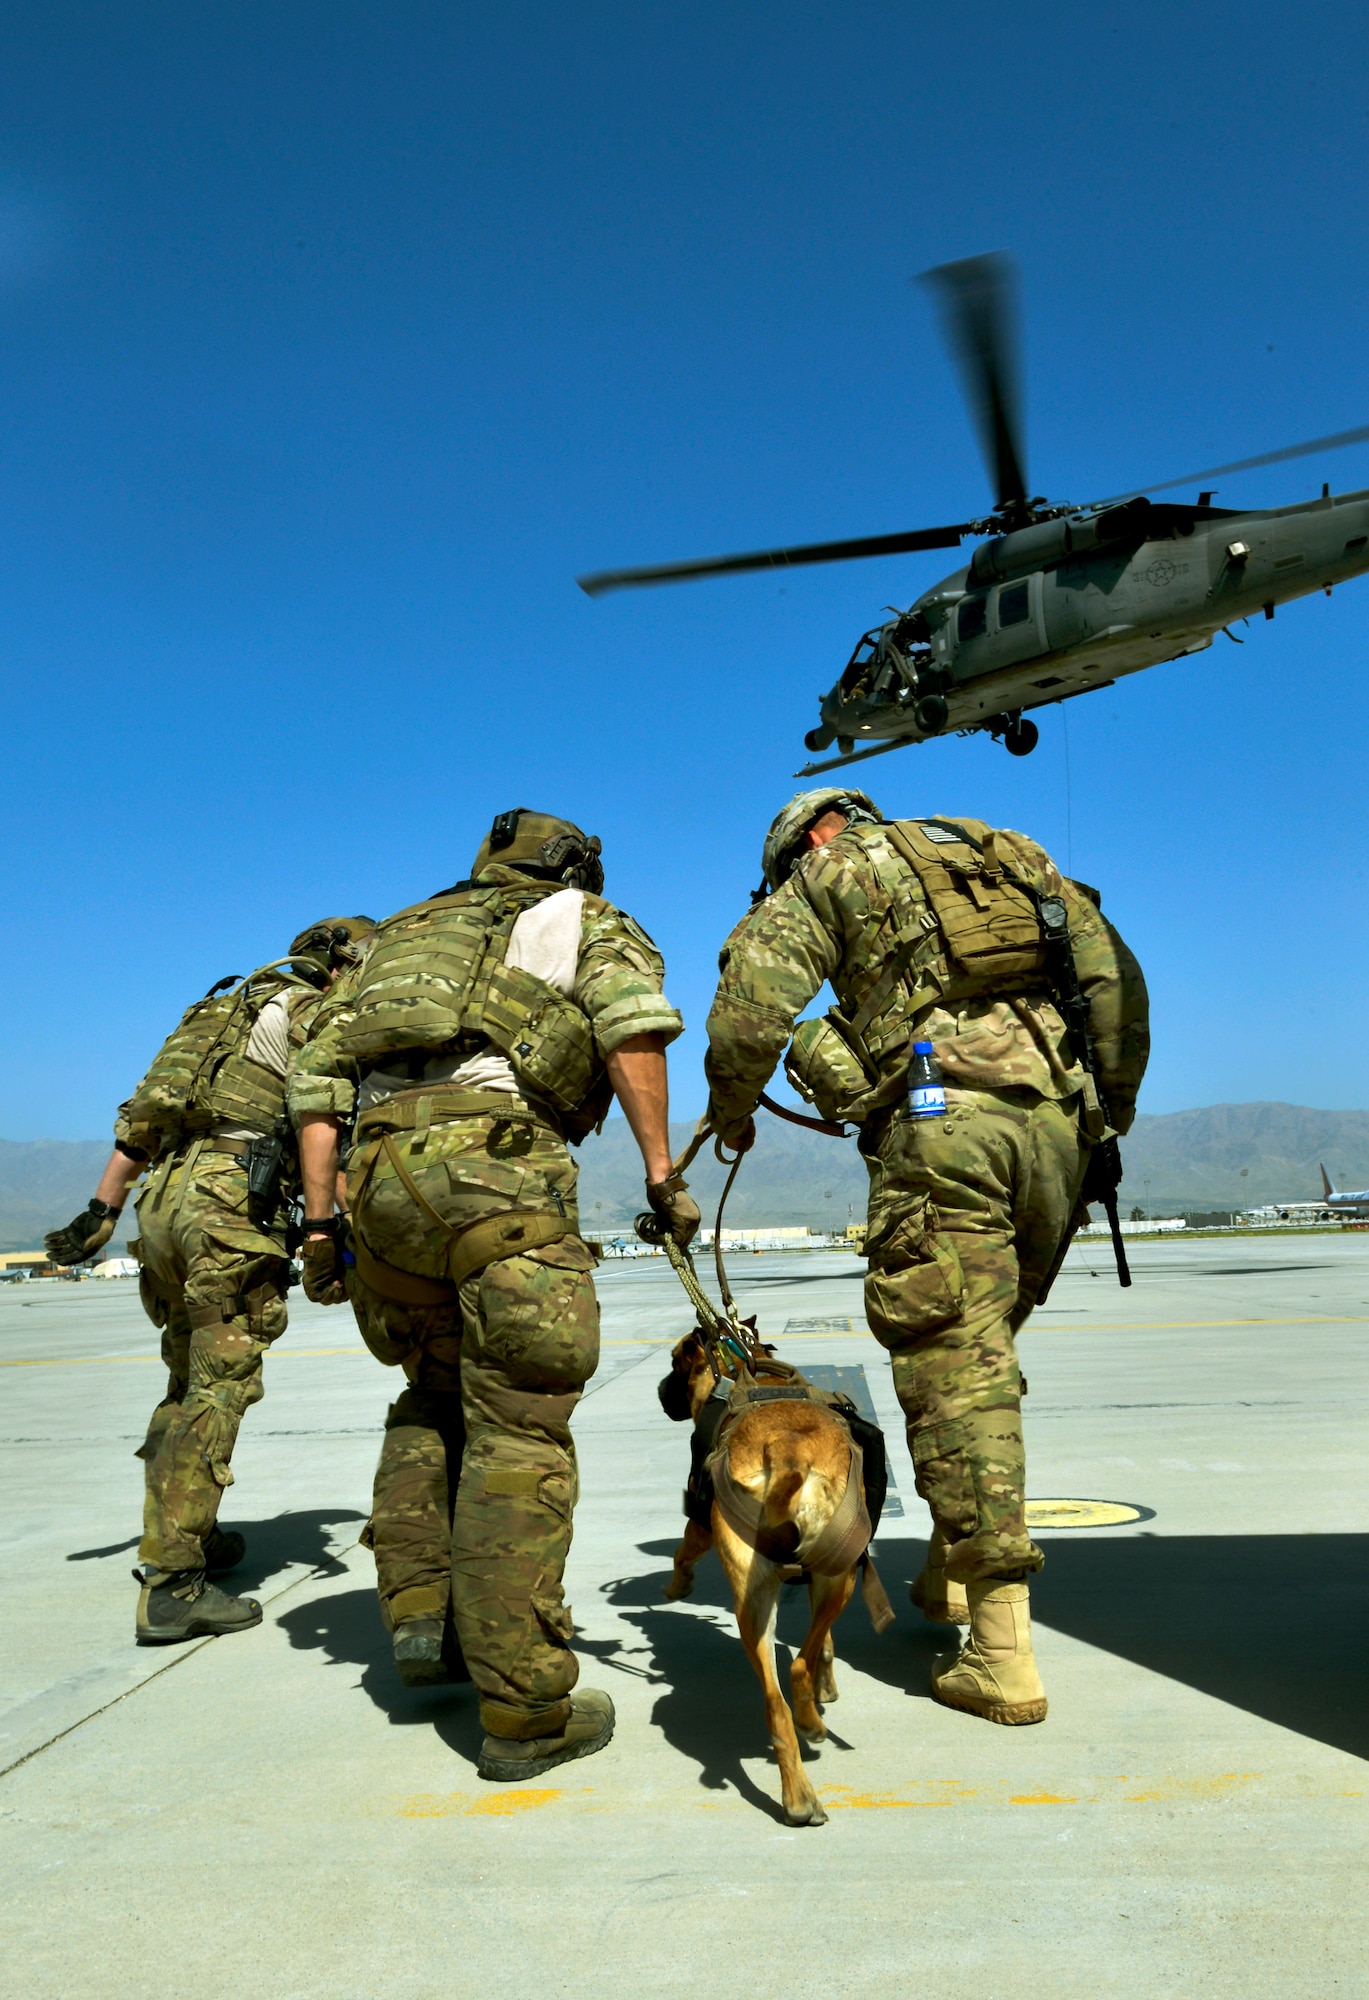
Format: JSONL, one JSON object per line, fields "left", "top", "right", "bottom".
{"left": 707, "top": 1438, "right": 872, "bottom": 1574}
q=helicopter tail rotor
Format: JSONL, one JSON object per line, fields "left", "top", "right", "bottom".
{"left": 920, "top": 252, "right": 1030, "bottom": 522}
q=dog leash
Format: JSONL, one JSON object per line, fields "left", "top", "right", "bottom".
{"left": 641, "top": 1092, "right": 847, "bottom": 1373}
{"left": 637, "top": 1120, "right": 759, "bottom": 1378}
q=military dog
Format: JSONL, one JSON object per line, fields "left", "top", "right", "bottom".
{"left": 658, "top": 1329, "right": 891, "bottom": 1827}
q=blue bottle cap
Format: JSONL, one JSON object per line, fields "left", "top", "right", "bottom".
{"left": 913, "top": 1040, "right": 934, "bottom": 1053}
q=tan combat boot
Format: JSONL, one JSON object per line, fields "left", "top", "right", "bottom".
{"left": 929, "top": 1578, "right": 1047, "bottom": 1725}
{"left": 477, "top": 1690, "right": 615, "bottom": 1782}
{"left": 909, "top": 1526, "right": 970, "bottom": 1626}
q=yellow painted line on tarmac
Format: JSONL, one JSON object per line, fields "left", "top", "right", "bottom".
{"left": 1033, "top": 1315, "right": 1369, "bottom": 1332}
{"left": 1119, "top": 1773, "right": 1257, "bottom": 1804}
{"left": 818, "top": 1773, "right": 1269, "bottom": 1810}
{"left": 821, "top": 1785, "right": 958, "bottom": 1809}
{"left": 601, "top": 1312, "right": 1369, "bottom": 1349}
{"left": 0, "top": 1345, "right": 372, "bottom": 1369}
{"left": 397, "top": 1788, "right": 562, "bottom": 1818}
{"left": 7, "top": 1311, "right": 1367, "bottom": 1369}
{"left": 377, "top": 1772, "right": 1363, "bottom": 1818}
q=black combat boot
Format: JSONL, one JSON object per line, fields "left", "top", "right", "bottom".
{"left": 392, "top": 1617, "right": 472, "bottom": 1688}
{"left": 202, "top": 1526, "right": 246, "bottom": 1573}
{"left": 134, "top": 1566, "right": 263, "bottom": 1645}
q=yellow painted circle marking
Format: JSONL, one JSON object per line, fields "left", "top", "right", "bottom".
{"left": 1025, "top": 1498, "right": 1151, "bottom": 1529}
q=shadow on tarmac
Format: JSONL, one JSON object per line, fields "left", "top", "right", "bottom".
{"left": 260, "top": 1522, "right": 1369, "bottom": 1791}
{"left": 1033, "top": 1532, "right": 1369, "bottom": 1763}
{"left": 597, "top": 1539, "right": 946, "bottom": 1821}
{"left": 617, "top": 1531, "right": 1369, "bottom": 1768}
{"left": 275, "top": 1585, "right": 480, "bottom": 1765}
{"left": 67, "top": 1536, "right": 141, "bottom": 1562}
{"left": 65, "top": 1507, "right": 365, "bottom": 1589}
{"left": 730, "top": 1270, "right": 866, "bottom": 1290}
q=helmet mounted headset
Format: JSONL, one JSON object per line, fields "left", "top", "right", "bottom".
{"left": 439, "top": 808, "right": 605, "bottom": 897}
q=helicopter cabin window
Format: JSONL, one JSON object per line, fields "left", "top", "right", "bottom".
{"left": 957, "top": 594, "right": 987, "bottom": 641}
{"left": 997, "top": 581, "right": 1030, "bottom": 628}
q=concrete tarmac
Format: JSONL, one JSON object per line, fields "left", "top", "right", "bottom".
{"left": 1, "top": 1235, "right": 1366, "bottom": 1998}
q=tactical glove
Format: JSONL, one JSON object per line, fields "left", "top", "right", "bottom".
{"left": 641, "top": 1172, "right": 702, "bottom": 1247}
{"left": 301, "top": 1223, "right": 347, "bottom": 1306}
{"left": 45, "top": 1201, "right": 120, "bottom": 1267}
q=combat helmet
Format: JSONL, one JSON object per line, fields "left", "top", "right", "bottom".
{"left": 760, "top": 788, "right": 883, "bottom": 893}
{"left": 470, "top": 808, "right": 604, "bottom": 894}
{"left": 288, "top": 915, "right": 378, "bottom": 984}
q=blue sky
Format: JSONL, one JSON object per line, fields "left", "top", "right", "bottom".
{"left": 1, "top": 0, "right": 1367, "bottom": 1138}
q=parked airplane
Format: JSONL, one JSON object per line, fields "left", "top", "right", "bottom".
{"left": 1319, "top": 1165, "right": 1369, "bottom": 1217}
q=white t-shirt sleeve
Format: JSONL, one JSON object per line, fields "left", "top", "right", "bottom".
{"left": 504, "top": 888, "right": 584, "bottom": 996}
{"left": 243, "top": 992, "right": 293, "bottom": 1078}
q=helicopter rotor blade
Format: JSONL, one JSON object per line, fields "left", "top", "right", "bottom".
{"left": 576, "top": 522, "right": 970, "bottom": 597}
{"left": 920, "top": 252, "right": 1028, "bottom": 515}
{"left": 1089, "top": 422, "right": 1369, "bottom": 509}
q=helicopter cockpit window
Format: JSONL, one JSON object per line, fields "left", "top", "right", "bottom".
{"left": 997, "top": 581, "right": 1030, "bottom": 628}
{"left": 957, "top": 594, "right": 987, "bottom": 641}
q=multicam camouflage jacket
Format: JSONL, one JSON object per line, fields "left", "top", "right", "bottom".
{"left": 705, "top": 818, "right": 1149, "bottom": 1136}
{"left": 288, "top": 865, "right": 683, "bottom": 1131}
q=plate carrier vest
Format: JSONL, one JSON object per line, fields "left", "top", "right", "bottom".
{"left": 335, "top": 878, "right": 608, "bottom": 1135}
{"left": 125, "top": 961, "right": 323, "bottom": 1154}
{"left": 785, "top": 817, "right": 1056, "bottom": 1124}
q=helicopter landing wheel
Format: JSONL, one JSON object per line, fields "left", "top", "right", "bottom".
{"left": 804, "top": 725, "right": 836, "bottom": 752}
{"left": 1004, "top": 718, "right": 1039, "bottom": 757}
{"left": 914, "top": 694, "right": 949, "bottom": 735}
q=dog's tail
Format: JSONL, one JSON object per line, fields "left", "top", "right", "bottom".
{"left": 759, "top": 1432, "right": 845, "bottom": 1545}
{"left": 760, "top": 1461, "right": 806, "bottom": 1522}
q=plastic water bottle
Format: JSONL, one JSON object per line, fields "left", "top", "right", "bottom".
{"left": 906, "top": 1040, "right": 946, "bottom": 1119}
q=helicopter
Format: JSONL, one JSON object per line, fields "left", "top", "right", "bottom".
{"left": 578, "top": 254, "right": 1369, "bottom": 773}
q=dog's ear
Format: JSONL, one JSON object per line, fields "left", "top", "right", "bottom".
{"left": 657, "top": 1369, "right": 693, "bottom": 1422}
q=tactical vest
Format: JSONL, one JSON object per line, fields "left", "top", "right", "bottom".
{"left": 785, "top": 817, "right": 1054, "bottom": 1123}
{"left": 336, "top": 879, "right": 604, "bottom": 1127}
{"left": 125, "top": 962, "right": 321, "bottom": 1153}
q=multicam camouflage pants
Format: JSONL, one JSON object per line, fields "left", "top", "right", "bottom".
{"left": 345, "top": 1110, "right": 600, "bottom": 1738}
{"left": 133, "top": 1144, "right": 291, "bottom": 1571}
{"left": 861, "top": 1085, "right": 1088, "bottom": 1583}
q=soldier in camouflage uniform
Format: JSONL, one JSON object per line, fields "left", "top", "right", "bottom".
{"left": 704, "top": 789, "right": 1148, "bottom": 1726}
{"left": 46, "top": 918, "right": 375, "bottom": 1644}
{"left": 289, "top": 810, "right": 695, "bottom": 1781}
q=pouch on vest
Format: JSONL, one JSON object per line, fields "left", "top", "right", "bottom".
{"left": 125, "top": 962, "right": 314, "bottom": 1152}
{"left": 843, "top": 819, "right": 1055, "bottom": 1071}
{"left": 785, "top": 1013, "right": 877, "bottom": 1125}
{"left": 480, "top": 958, "right": 599, "bottom": 1116}
{"left": 888, "top": 820, "right": 1046, "bottom": 990}
{"left": 337, "top": 897, "right": 507, "bottom": 1065}
{"left": 336, "top": 886, "right": 605, "bottom": 1124}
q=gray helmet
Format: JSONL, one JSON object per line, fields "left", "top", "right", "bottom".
{"left": 760, "top": 788, "right": 883, "bottom": 893}
{"left": 471, "top": 808, "right": 604, "bottom": 894}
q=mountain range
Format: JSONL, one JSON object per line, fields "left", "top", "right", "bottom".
{"left": 4, "top": 1102, "right": 1368, "bottom": 1249}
